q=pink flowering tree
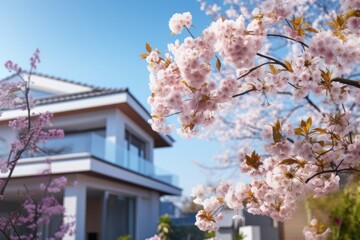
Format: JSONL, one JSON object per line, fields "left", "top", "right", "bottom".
{"left": 143, "top": 0, "right": 359, "bottom": 238}
{"left": 0, "top": 50, "right": 73, "bottom": 239}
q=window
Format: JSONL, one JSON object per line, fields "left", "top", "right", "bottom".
{"left": 125, "top": 130, "right": 146, "bottom": 160}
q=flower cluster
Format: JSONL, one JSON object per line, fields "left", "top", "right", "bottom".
{"left": 144, "top": 0, "right": 360, "bottom": 238}
{"left": 169, "top": 12, "right": 192, "bottom": 34}
{"left": 302, "top": 219, "right": 331, "bottom": 240}
{"left": 0, "top": 175, "right": 73, "bottom": 240}
{"left": 8, "top": 111, "right": 64, "bottom": 155}
{"left": 0, "top": 51, "right": 73, "bottom": 239}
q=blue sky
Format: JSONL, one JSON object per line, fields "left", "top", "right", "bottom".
{"left": 0, "top": 0, "right": 228, "bottom": 195}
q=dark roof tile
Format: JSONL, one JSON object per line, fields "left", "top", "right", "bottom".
{"left": 35, "top": 88, "right": 128, "bottom": 106}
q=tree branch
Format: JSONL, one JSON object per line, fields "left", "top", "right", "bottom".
{"left": 232, "top": 88, "right": 256, "bottom": 98}
{"left": 305, "top": 95, "right": 322, "bottom": 114}
{"left": 332, "top": 78, "right": 360, "bottom": 88}
{"left": 267, "top": 33, "right": 309, "bottom": 48}
{"left": 305, "top": 167, "right": 360, "bottom": 184}
{"left": 237, "top": 62, "right": 278, "bottom": 80}
{"left": 256, "top": 53, "right": 288, "bottom": 70}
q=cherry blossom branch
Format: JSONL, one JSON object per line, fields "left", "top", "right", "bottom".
{"left": 267, "top": 34, "right": 309, "bottom": 48}
{"left": 305, "top": 95, "right": 322, "bottom": 114}
{"left": 185, "top": 26, "right": 195, "bottom": 39}
{"left": 232, "top": 88, "right": 256, "bottom": 98}
{"left": 256, "top": 53, "right": 288, "bottom": 69}
{"left": 305, "top": 167, "right": 360, "bottom": 184}
{"left": 0, "top": 84, "right": 34, "bottom": 196}
{"left": 237, "top": 62, "right": 278, "bottom": 80}
{"left": 277, "top": 91, "right": 323, "bottom": 115}
{"left": 332, "top": 78, "right": 360, "bottom": 88}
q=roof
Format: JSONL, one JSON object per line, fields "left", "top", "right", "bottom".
{"left": 1, "top": 72, "right": 174, "bottom": 146}
{"left": 35, "top": 88, "right": 128, "bottom": 105}
{"left": 1, "top": 71, "right": 101, "bottom": 90}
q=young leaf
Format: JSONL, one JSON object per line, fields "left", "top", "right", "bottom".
{"left": 269, "top": 64, "right": 277, "bottom": 74}
{"left": 294, "top": 128, "right": 304, "bottom": 136}
{"left": 284, "top": 60, "right": 294, "bottom": 73}
{"left": 305, "top": 27, "right": 318, "bottom": 33}
{"left": 301, "top": 120, "right": 306, "bottom": 128}
{"left": 312, "top": 128, "right": 327, "bottom": 134}
{"left": 305, "top": 117, "right": 312, "bottom": 131}
{"left": 215, "top": 56, "right": 221, "bottom": 72}
{"left": 145, "top": 42, "right": 152, "bottom": 53}
{"left": 278, "top": 158, "right": 299, "bottom": 165}
{"left": 272, "top": 120, "right": 282, "bottom": 143}
{"left": 140, "top": 53, "right": 149, "bottom": 59}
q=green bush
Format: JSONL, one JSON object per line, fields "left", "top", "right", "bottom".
{"left": 156, "top": 214, "right": 206, "bottom": 240}
{"left": 117, "top": 235, "right": 131, "bottom": 240}
{"left": 307, "top": 177, "right": 360, "bottom": 240}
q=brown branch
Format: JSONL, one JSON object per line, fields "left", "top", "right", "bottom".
{"left": 184, "top": 26, "right": 195, "bottom": 39}
{"left": 232, "top": 88, "right": 256, "bottom": 98}
{"left": 332, "top": 78, "right": 360, "bottom": 88}
{"left": 305, "top": 167, "right": 360, "bottom": 184}
{"left": 237, "top": 62, "right": 277, "bottom": 80}
{"left": 305, "top": 95, "right": 322, "bottom": 114}
{"left": 256, "top": 53, "right": 288, "bottom": 70}
{"left": 267, "top": 33, "right": 309, "bottom": 48}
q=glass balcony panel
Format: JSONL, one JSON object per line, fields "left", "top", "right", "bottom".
{"left": 21, "top": 132, "right": 178, "bottom": 186}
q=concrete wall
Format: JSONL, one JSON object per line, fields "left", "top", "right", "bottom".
{"left": 280, "top": 201, "right": 308, "bottom": 240}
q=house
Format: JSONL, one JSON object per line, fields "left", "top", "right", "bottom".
{"left": 0, "top": 72, "right": 182, "bottom": 240}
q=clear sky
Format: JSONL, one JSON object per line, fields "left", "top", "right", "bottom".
{"left": 0, "top": 0, "right": 227, "bottom": 195}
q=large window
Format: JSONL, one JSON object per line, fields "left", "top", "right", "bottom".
{"left": 125, "top": 130, "right": 146, "bottom": 160}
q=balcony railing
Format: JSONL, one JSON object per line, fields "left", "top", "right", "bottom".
{"left": 23, "top": 132, "right": 178, "bottom": 186}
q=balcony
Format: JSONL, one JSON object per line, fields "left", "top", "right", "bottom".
{"left": 23, "top": 132, "right": 178, "bottom": 186}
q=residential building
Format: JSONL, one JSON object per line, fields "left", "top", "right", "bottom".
{"left": 0, "top": 72, "right": 181, "bottom": 240}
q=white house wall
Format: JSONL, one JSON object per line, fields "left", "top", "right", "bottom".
{"left": 50, "top": 108, "right": 155, "bottom": 162}
{"left": 0, "top": 92, "right": 128, "bottom": 121}
{"left": 75, "top": 174, "right": 161, "bottom": 240}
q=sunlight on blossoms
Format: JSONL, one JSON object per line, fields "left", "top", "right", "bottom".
{"left": 142, "top": 0, "right": 360, "bottom": 238}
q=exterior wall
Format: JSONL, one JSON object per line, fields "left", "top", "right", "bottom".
{"left": 74, "top": 174, "right": 161, "bottom": 240}
{"left": 51, "top": 108, "right": 155, "bottom": 163}
{"left": 0, "top": 125, "right": 17, "bottom": 155}
{"left": 0, "top": 76, "right": 177, "bottom": 240}
{"left": 1, "top": 173, "right": 163, "bottom": 240}
{"left": 280, "top": 200, "right": 308, "bottom": 240}
{"left": 136, "top": 192, "right": 160, "bottom": 240}
{"left": 243, "top": 211, "right": 280, "bottom": 240}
